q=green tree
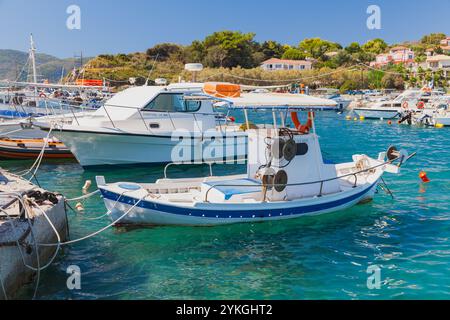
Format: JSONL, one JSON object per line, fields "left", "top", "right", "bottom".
{"left": 203, "top": 31, "right": 257, "bottom": 68}
{"left": 345, "top": 42, "right": 362, "bottom": 54}
{"left": 298, "top": 38, "right": 341, "bottom": 60}
{"left": 362, "top": 38, "right": 388, "bottom": 54}
{"left": 185, "top": 40, "right": 206, "bottom": 63}
{"left": 204, "top": 45, "right": 227, "bottom": 68}
{"left": 146, "top": 43, "right": 184, "bottom": 62}
{"left": 420, "top": 33, "right": 446, "bottom": 45}
{"left": 260, "top": 40, "right": 286, "bottom": 59}
{"left": 282, "top": 48, "right": 306, "bottom": 60}
{"left": 331, "top": 50, "right": 352, "bottom": 67}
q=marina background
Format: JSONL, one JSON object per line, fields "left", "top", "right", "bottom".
{"left": 1, "top": 112, "right": 450, "bottom": 299}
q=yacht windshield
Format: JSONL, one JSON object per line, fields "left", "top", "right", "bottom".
{"left": 143, "top": 93, "right": 201, "bottom": 112}
{"left": 394, "top": 91, "right": 421, "bottom": 102}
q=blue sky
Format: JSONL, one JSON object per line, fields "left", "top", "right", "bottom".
{"left": 0, "top": 0, "right": 448, "bottom": 58}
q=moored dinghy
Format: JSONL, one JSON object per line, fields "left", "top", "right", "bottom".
{"left": 95, "top": 97, "right": 414, "bottom": 226}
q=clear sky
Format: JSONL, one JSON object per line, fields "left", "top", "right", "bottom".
{"left": 0, "top": 0, "right": 448, "bottom": 58}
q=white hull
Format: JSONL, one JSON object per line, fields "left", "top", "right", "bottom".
{"left": 51, "top": 129, "right": 247, "bottom": 166}
{"left": 434, "top": 116, "right": 450, "bottom": 126}
{"left": 353, "top": 108, "right": 401, "bottom": 119}
{"left": 101, "top": 181, "right": 378, "bottom": 226}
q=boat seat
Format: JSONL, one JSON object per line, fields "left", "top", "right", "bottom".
{"left": 201, "top": 178, "right": 262, "bottom": 202}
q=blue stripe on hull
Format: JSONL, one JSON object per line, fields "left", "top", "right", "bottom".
{"left": 100, "top": 182, "right": 376, "bottom": 220}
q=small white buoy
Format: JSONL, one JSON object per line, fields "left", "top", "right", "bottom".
{"left": 75, "top": 202, "right": 85, "bottom": 213}
{"left": 82, "top": 180, "right": 92, "bottom": 194}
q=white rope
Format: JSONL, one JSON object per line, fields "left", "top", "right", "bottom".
{"left": 65, "top": 190, "right": 100, "bottom": 202}
{"left": 39, "top": 194, "right": 145, "bottom": 247}
{"left": 14, "top": 126, "right": 53, "bottom": 179}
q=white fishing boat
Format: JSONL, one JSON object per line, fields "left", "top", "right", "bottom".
{"left": 353, "top": 89, "right": 444, "bottom": 119}
{"left": 35, "top": 83, "right": 337, "bottom": 167}
{"left": 95, "top": 100, "right": 413, "bottom": 226}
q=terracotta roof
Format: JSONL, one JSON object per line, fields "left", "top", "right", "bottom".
{"left": 426, "top": 54, "right": 450, "bottom": 62}
{"left": 390, "top": 46, "right": 409, "bottom": 51}
{"left": 262, "top": 58, "right": 312, "bottom": 66}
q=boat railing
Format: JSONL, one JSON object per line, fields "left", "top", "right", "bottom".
{"left": 71, "top": 102, "right": 231, "bottom": 134}
{"left": 2, "top": 96, "right": 102, "bottom": 121}
{"left": 163, "top": 158, "right": 248, "bottom": 179}
{"left": 202, "top": 153, "right": 416, "bottom": 203}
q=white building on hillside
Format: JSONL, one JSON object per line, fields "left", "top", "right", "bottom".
{"left": 261, "top": 58, "right": 313, "bottom": 71}
{"left": 426, "top": 54, "right": 450, "bottom": 77}
{"left": 370, "top": 46, "right": 415, "bottom": 67}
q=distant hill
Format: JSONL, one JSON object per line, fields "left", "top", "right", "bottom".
{"left": 0, "top": 49, "right": 89, "bottom": 83}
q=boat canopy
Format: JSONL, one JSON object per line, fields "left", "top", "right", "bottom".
{"left": 215, "top": 93, "right": 338, "bottom": 110}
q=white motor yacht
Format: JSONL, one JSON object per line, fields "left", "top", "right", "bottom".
{"left": 353, "top": 89, "right": 444, "bottom": 119}
{"left": 35, "top": 83, "right": 337, "bottom": 167}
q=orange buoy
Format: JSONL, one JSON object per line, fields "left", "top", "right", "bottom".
{"left": 419, "top": 171, "right": 430, "bottom": 183}
{"left": 387, "top": 120, "right": 392, "bottom": 125}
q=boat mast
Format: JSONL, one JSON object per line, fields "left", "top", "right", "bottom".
{"left": 29, "top": 34, "right": 38, "bottom": 96}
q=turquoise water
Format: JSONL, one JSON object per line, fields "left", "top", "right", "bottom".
{"left": 3, "top": 112, "right": 450, "bottom": 300}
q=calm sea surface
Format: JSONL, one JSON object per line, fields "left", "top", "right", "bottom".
{"left": 3, "top": 112, "right": 450, "bottom": 300}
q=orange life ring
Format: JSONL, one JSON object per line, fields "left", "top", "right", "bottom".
{"left": 417, "top": 101, "right": 425, "bottom": 109}
{"left": 402, "top": 101, "right": 409, "bottom": 109}
{"left": 291, "top": 111, "right": 314, "bottom": 134}
{"left": 39, "top": 92, "right": 46, "bottom": 98}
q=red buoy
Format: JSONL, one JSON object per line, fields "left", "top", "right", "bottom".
{"left": 419, "top": 171, "right": 430, "bottom": 183}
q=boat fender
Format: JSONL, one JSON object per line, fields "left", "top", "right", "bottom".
{"left": 274, "top": 170, "right": 288, "bottom": 192}
{"left": 419, "top": 171, "right": 430, "bottom": 183}
{"left": 82, "top": 180, "right": 92, "bottom": 194}
{"left": 75, "top": 202, "right": 85, "bottom": 212}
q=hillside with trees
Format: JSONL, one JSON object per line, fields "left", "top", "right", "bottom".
{"left": 0, "top": 49, "right": 85, "bottom": 83}
{"left": 4, "top": 31, "right": 446, "bottom": 91}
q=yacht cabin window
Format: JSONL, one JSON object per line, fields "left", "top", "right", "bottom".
{"left": 142, "top": 93, "right": 201, "bottom": 112}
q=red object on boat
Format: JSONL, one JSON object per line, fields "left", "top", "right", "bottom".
{"left": 419, "top": 171, "right": 430, "bottom": 183}
{"left": 75, "top": 79, "right": 103, "bottom": 86}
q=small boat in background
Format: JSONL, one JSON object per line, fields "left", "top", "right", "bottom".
{"left": 353, "top": 89, "right": 445, "bottom": 119}
{"left": 314, "top": 88, "right": 352, "bottom": 111}
{"left": 0, "top": 137, "right": 74, "bottom": 160}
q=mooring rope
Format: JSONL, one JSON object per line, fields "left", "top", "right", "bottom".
{"left": 65, "top": 190, "right": 100, "bottom": 202}
{"left": 39, "top": 194, "right": 145, "bottom": 247}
